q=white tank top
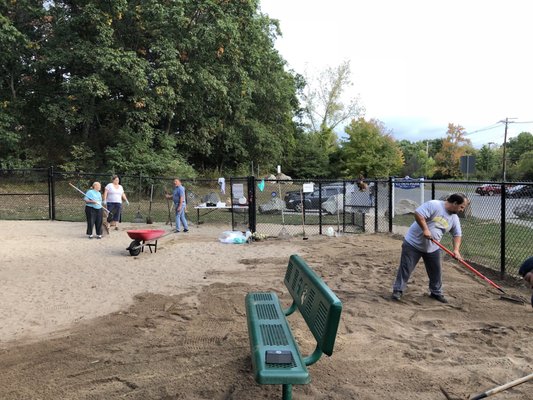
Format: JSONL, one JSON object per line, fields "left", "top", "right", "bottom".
{"left": 105, "top": 183, "right": 124, "bottom": 203}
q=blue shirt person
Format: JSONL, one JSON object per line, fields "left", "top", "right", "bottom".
{"left": 166, "top": 178, "right": 189, "bottom": 233}
{"left": 83, "top": 182, "right": 104, "bottom": 238}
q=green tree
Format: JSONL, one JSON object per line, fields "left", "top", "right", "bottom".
{"left": 475, "top": 144, "right": 499, "bottom": 180}
{"left": 516, "top": 150, "right": 533, "bottom": 180}
{"left": 340, "top": 118, "right": 403, "bottom": 178}
{"left": 397, "top": 140, "right": 436, "bottom": 178}
{"left": 506, "top": 132, "right": 533, "bottom": 166}
{"left": 0, "top": 0, "right": 299, "bottom": 176}
{"left": 285, "top": 131, "right": 330, "bottom": 178}
{"left": 0, "top": 2, "right": 44, "bottom": 167}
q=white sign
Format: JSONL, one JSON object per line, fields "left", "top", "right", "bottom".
{"left": 303, "top": 183, "right": 314, "bottom": 193}
{"left": 232, "top": 183, "right": 244, "bottom": 199}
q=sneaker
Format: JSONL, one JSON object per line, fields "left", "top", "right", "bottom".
{"left": 96, "top": 235, "right": 102, "bottom": 239}
{"left": 174, "top": 229, "right": 180, "bottom": 233}
{"left": 430, "top": 293, "right": 448, "bottom": 303}
{"left": 391, "top": 290, "right": 402, "bottom": 301}
{"left": 88, "top": 235, "right": 94, "bottom": 239}
{"left": 183, "top": 229, "right": 189, "bottom": 232}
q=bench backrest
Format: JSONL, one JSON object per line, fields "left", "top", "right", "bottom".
{"left": 284, "top": 254, "right": 342, "bottom": 356}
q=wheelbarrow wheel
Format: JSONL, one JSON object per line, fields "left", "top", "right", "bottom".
{"left": 128, "top": 240, "right": 142, "bottom": 256}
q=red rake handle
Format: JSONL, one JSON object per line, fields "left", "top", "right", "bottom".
{"left": 430, "top": 238, "right": 505, "bottom": 294}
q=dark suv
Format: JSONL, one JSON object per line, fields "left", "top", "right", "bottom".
{"left": 284, "top": 185, "right": 346, "bottom": 211}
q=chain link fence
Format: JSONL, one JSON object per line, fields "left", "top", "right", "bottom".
{"left": 1, "top": 169, "right": 531, "bottom": 277}
{"left": 390, "top": 178, "right": 533, "bottom": 277}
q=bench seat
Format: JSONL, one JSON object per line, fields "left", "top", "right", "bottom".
{"left": 245, "top": 255, "right": 342, "bottom": 399}
{"left": 245, "top": 291, "right": 309, "bottom": 385}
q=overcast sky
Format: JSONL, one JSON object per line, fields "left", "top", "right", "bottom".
{"left": 259, "top": 0, "right": 533, "bottom": 148}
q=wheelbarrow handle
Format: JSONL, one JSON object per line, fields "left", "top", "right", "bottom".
{"left": 430, "top": 238, "right": 505, "bottom": 294}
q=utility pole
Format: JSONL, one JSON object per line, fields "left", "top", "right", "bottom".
{"left": 499, "top": 117, "right": 517, "bottom": 181}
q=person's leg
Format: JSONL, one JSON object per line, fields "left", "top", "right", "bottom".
{"left": 111, "top": 203, "right": 121, "bottom": 229}
{"left": 175, "top": 206, "right": 181, "bottom": 231}
{"left": 95, "top": 208, "right": 103, "bottom": 236}
{"left": 422, "top": 249, "right": 443, "bottom": 295}
{"left": 392, "top": 241, "right": 422, "bottom": 293}
{"left": 108, "top": 203, "right": 118, "bottom": 227}
{"left": 180, "top": 208, "right": 189, "bottom": 231}
{"left": 85, "top": 206, "right": 93, "bottom": 236}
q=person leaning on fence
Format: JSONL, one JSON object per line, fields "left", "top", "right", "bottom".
{"left": 518, "top": 256, "right": 533, "bottom": 308}
{"left": 84, "top": 182, "right": 104, "bottom": 239}
{"left": 357, "top": 173, "right": 368, "bottom": 191}
{"left": 103, "top": 175, "right": 129, "bottom": 231}
{"left": 391, "top": 193, "right": 469, "bottom": 304}
{"left": 165, "top": 178, "right": 188, "bottom": 233}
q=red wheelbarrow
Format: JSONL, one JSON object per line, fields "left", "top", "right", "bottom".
{"left": 126, "top": 229, "right": 172, "bottom": 256}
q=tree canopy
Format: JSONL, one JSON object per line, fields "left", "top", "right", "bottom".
{"left": 0, "top": 0, "right": 299, "bottom": 176}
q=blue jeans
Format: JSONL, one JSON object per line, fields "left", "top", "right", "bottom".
{"left": 175, "top": 205, "right": 189, "bottom": 231}
{"left": 392, "top": 241, "right": 443, "bottom": 295}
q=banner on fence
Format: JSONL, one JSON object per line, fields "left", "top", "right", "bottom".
{"left": 394, "top": 176, "right": 421, "bottom": 189}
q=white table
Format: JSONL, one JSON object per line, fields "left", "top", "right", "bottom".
{"left": 194, "top": 205, "right": 248, "bottom": 226}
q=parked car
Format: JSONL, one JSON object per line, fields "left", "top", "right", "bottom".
{"left": 505, "top": 185, "right": 533, "bottom": 198}
{"left": 284, "top": 184, "right": 352, "bottom": 211}
{"left": 475, "top": 184, "right": 505, "bottom": 196}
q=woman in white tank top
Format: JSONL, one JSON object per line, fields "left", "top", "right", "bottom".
{"left": 103, "top": 175, "right": 129, "bottom": 230}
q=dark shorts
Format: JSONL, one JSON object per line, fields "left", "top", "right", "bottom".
{"left": 107, "top": 202, "right": 122, "bottom": 222}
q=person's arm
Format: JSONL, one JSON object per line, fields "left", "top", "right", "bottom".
{"left": 177, "top": 194, "right": 184, "bottom": 211}
{"left": 103, "top": 187, "right": 108, "bottom": 203}
{"left": 414, "top": 211, "right": 432, "bottom": 239}
{"left": 121, "top": 190, "right": 129, "bottom": 205}
{"left": 452, "top": 236, "right": 463, "bottom": 260}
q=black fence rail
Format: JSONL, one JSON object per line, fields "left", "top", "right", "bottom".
{"left": 0, "top": 168, "right": 51, "bottom": 220}
{"left": 1, "top": 168, "right": 532, "bottom": 277}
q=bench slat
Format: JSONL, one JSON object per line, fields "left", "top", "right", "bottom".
{"left": 284, "top": 255, "right": 342, "bottom": 356}
{"left": 245, "top": 292, "right": 310, "bottom": 385}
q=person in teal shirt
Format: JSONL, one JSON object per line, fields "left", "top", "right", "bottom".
{"left": 84, "top": 182, "right": 103, "bottom": 239}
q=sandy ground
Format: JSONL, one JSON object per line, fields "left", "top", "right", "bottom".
{"left": 0, "top": 220, "right": 532, "bottom": 400}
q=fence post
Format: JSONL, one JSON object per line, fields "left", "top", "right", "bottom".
{"left": 388, "top": 177, "right": 393, "bottom": 232}
{"left": 374, "top": 180, "right": 378, "bottom": 233}
{"left": 247, "top": 176, "right": 256, "bottom": 233}
{"left": 500, "top": 182, "right": 506, "bottom": 278}
{"left": 48, "top": 166, "right": 56, "bottom": 220}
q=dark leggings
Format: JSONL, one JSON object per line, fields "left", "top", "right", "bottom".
{"left": 85, "top": 206, "right": 103, "bottom": 235}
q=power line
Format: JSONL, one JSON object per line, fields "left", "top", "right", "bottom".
{"left": 464, "top": 120, "right": 533, "bottom": 137}
{"left": 464, "top": 122, "right": 503, "bottom": 136}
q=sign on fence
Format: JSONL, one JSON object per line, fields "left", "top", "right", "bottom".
{"left": 394, "top": 176, "right": 421, "bottom": 189}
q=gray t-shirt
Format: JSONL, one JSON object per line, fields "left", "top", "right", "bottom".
{"left": 405, "top": 200, "right": 462, "bottom": 253}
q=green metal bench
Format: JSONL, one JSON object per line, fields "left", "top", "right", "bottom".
{"left": 245, "top": 254, "right": 343, "bottom": 400}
